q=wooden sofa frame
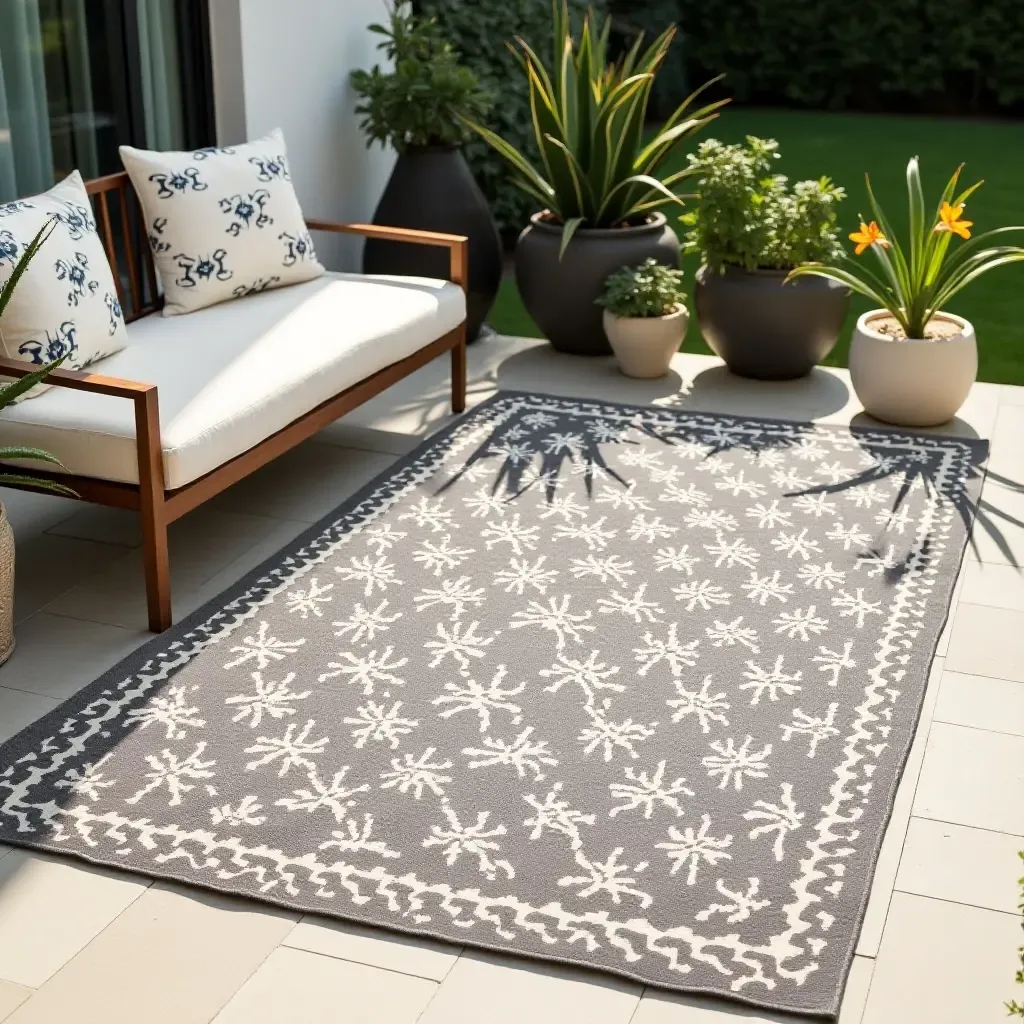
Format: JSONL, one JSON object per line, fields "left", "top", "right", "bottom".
{"left": 0, "top": 171, "right": 468, "bottom": 633}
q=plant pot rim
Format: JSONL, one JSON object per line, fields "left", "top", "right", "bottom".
{"left": 398, "top": 142, "right": 462, "bottom": 155}
{"left": 856, "top": 309, "right": 973, "bottom": 345}
{"left": 699, "top": 262, "right": 797, "bottom": 277}
{"left": 529, "top": 210, "right": 668, "bottom": 238}
{"left": 603, "top": 303, "right": 687, "bottom": 323}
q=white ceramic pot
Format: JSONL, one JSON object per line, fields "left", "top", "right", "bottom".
{"left": 849, "top": 309, "right": 977, "bottom": 427}
{"left": 602, "top": 305, "right": 689, "bottom": 379}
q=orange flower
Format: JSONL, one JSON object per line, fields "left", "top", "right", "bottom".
{"left": 849, "top": 221, "right": 888, "bottom": 255}
{"left": 936, "top": 201, "right": 972, "bottom": 239}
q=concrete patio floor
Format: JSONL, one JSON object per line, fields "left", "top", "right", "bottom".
{"left": 0, "top": 335, "right": 1020, "bottom": 1023}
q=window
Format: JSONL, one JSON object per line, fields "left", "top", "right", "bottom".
{"left": 0, "top": 0, "right": 214, "bottom": 203}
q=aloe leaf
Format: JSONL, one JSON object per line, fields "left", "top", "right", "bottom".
{"left": 0, "top": 218, "right": 56, "bottom": 320}
{"left": 0, "top": 473, "right": 77, "bottom": 498}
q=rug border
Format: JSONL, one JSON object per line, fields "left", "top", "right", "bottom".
{"left": 0, "top": 390, "right": 988, "bottom": 1021}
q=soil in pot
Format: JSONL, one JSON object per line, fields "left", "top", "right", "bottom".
{"left": 515, "top": 212, "right": 681, "bottom": 357}
{"left": 695, "top": 264, "right": 850, "bottom": 380}
{"left": 869, "top": 314, "right": 963, "bottom": 340}
{"left": 363, "top": 145, "right": 502, "bottom": 343}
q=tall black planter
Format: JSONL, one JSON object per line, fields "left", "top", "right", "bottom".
{"left": 514, "top": 212, "right": 681, "bottom": 356}
{"left": 362, "top": 145, "right": 502, "bottom": 342}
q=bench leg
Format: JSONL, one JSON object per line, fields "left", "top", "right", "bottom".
{"left": 141, "top": 508, "right": 172, "bottom": 632}
{"left": 451, "top": 325, "right": 467, "bottom": 414}
{"left": 135, "top": 387, "right": 171, "bottom": 632}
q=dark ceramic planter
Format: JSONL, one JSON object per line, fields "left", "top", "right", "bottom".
{"left": 362, "top": 145, "right": 502, "bottom": 342}
{"left": 694, "top": 264, "right": 850, "bottom": 380}
{"left": 514, "top": 212, "right": 681, "bottom": 356}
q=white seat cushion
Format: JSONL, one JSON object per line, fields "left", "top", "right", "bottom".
{"left": 0, "top": 272, "right": 464, "bottom": 489}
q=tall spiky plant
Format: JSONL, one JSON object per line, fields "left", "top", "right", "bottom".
{"left": 787, "top": 157, "right": 1024, "bottom": 339}
{"left": 0, "top": 218, "right": 76, "bottom": 497}
{"left": 462, "top": 0, "right": 726, "bottom": 254}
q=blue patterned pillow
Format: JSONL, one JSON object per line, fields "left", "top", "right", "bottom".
{"left": 120, "top": 129, "right": 325, "bottom": 316}
{"left": 0, "top": 172, "right": 128, "bottom": 397}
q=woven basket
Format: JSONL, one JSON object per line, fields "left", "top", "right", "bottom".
{"left": 0, "top": 503, "right": 14, "bottom": 666}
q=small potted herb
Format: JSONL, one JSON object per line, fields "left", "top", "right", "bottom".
{"left": 597, "top": 259, "right": 688, "bottom": 378}
{"left": 788, "top": 157, "right": 1024, "bottom": 426}
{"left": 351, "top": 1, "right": 499, "bottom": 340}
{"left": 681, "top": 136, "right": 849, "bottom": 379}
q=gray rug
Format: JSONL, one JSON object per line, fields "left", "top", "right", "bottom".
{"left": 0, "top": 392, "right": 984, "bottom": 1018}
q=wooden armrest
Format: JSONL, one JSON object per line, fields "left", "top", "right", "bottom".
{"left": 0, "top": 358, "right": 156, "bottom": 399}
{"left": 305, "top": 219, "right": 468, "bottom": 291}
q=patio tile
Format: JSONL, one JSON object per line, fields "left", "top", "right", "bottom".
{"left": 2, "top": 489, "right": 78, "bottom": 539}
{"left": 987, "top": 404, "right": 1024, "bottom": 484}
{"left": 6, "top": 883, "right": 297, "bottom": 1024}
{"left": 210, "top": 946, "right": 436, "bottom": 1024}
{"left": 0, "top": 982, "right": 31, "bottom": 1023}
{"left": 211, "top": 440, "right": 397, "bottom": 523}
{"left": 0, "top": 849, "right": 149, "bottom": 987}
{"left": 913, "top": 722, "right": 1024, "bottom": 835}
{"left": 970, "top": 481, "right": 1024, "bottom": 566}
{"left": 628, "top": 955, "right": 873, "bottom": 1022}
{"left": 895, "top": 817, "right": 1022, "bottom": 914}
{"left": 855, "top": 655, "right": 942, "bottom": 957}
{"left": 416, "top": 950, "right": 642, "bottom": 1024}
{"left": 934, "top": 670, "right": 1024, "bottom": 736}
{"left": 0, "top": 613, "right": 145, "bottom": 701}
{"left": 46, "top": 505, "right": 142, "bottom": 547}
{"left": 0, "top": 688, "right": 59, "bottom": 745}
{"left": 998, "top": 383, "right": 1024, "bottom": 408}
{"left": 945, "top": 603, "right": 1024, "bottom": 681}
{"left": 959, "top": 559, "right": 1024, "bottom": 611}
{"left": 44, "top": 507, "right": 295, "bottom": 630}
{"left": 861, "top": 892, "right": 1019, "bottom": 1024}
{"left": 283, "top": 915, "right": 460, "bottom": 981}
{"left": 13, "top": 533, "right": 129, "bottom": 624}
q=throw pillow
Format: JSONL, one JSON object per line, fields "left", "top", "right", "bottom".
{"left": 120, "top": 129, "right": 325, "bottom": 316}
{"left": 0, "top": 171, "right": 128, "bottom": 397}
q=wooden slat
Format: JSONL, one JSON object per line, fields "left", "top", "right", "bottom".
{"left": 163, "top": 327, "right": 463, "bottom": 522}
{"left": 117, "top": 182, "right": 142, "bottom": 316}
{"left": 306, "top": 219, "right": 468, "bottom": 248}
{"left": 94, "top": 190, "right": 127, "bottom": 312}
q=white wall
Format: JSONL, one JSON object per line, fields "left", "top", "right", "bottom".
{"left": 208, "top": 0, "right": 395, "bottom": 269}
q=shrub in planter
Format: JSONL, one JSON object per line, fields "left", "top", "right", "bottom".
{"left": 681, "top": 136, "right": 850, "bottom": 380}
{"left": 597, "top": 258, "right": 689, "bottom": 378}
{"left": 788, "top": 158, "right": 1024, "bottom": 426}
{"left": 462, "top": 0, "right": 725, "bottom": 357}
{"left": 0, "top": 219, "right": 77, "bottom": 664}
{"left": 351, "top": 2, "right": 502, "bottom": 340}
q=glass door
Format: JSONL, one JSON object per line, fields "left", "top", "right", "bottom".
{"left": 0, "top": 0, "right": 214, "bottom": 203}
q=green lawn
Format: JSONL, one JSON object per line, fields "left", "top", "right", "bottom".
{"left": 488, "top": 107, "right": 1024, "bottom": 385}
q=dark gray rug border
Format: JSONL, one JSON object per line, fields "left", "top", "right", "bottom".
{"left": 0, "top": 390, "right": 988, "bottom": 1020}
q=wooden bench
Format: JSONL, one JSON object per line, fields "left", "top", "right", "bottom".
{"left": 0, "top": 171, "right": 468, "bottom": 632}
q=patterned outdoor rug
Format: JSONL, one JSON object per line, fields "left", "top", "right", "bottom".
{"left": 0, "top": 392, "right": 984, "bottom": 1018}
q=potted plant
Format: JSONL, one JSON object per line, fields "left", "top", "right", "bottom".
{"left": 681, "top": 136, "right": 849, "bottom": 380}
{"left": 597, "top": 258, "right": 688, "bottom": 378}
{"left": 351, "top": 1, "right": 500, "bottom": 341}
{"left": 788, "top": 158, "right": 1024, "bottom": 426}
{"left": 463, "top": 1, "right": 725, "bottom": 356}
{"left": 0, "top": 219, "right": 77, "bottom": 664}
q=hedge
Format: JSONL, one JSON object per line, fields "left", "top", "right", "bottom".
{"left": 677, "top": 0, "right": 1024, "bottom": 115}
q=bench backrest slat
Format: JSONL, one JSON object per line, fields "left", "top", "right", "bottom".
{"left": 84, "top": 172, "right": 160, "bottom": 323}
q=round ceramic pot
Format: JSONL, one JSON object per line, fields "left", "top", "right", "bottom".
{"left": 694, "top": 264, "right": 850, "bottom": 380}
{"left": 849, "top": 309, "right": 977, "bottom": 427}
{"left": 363, "top": 145, "right": 502, "bottom": 342}
{"left": 602, "top": 306, "right": 688, "bottom": 378}
{"left": 514, "top": 212, "right": 681, "bottom": 356}
{"left": 0, "top": 503, "right": 13, "bottom": 666}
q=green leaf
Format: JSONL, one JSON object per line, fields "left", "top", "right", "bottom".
{"left": 0, "top": 356, "right": 69, "bottom": 409}
{"left": 557, "top": 216, "right": 585, "bottom": 259}
{"left": 0, "top": 473, "right": 77, "bottom": 498}
{"left": 0, "top": 446, "right": 66, "bottom": 468}
{"left": 0, "top": 218, "right": 56, "bottom": 321}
